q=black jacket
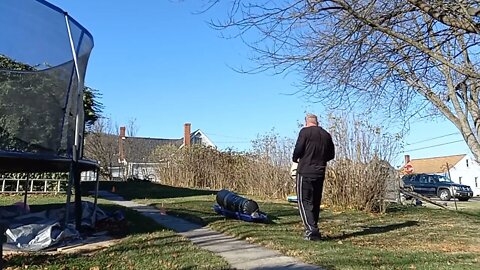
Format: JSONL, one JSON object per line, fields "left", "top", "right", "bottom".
{"left": 292, "top": 126, "right": 335, "bottom": 177}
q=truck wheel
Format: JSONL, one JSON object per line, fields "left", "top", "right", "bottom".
{"left": 438, "top": 189, "right": 451, "bottom": 201}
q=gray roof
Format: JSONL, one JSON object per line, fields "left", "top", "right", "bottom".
{"left": 84, "top": 129, "right": 215, "bottom": 165}
{"left": 83, "top": 133, "right": 182, "bottom": 166}
{"left": 123, "top": 136, "right": 182, "bottom": 163}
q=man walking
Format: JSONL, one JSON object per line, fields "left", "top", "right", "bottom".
{"left": 292, "top": 113, "right": 335, "bottom": 241}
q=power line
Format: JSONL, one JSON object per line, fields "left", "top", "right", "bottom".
{"left": 205, "top": 132, "right": 252, "bottom": 140}
{"left": 406, "top": 132, "right": 458, "bottom": 146}
{"left": 404, "top": 139, "right": 464, "bottom": 152}
{"left": 215, "top": 141, "right": 251, "bottom": 144}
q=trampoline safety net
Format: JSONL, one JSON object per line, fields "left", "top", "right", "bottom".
{"left": 0, "top": 0, "right": 94, "bottom": 158}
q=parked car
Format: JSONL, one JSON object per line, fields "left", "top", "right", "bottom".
{"left": 402, "top": 173, "right": 473, "bottom": 201}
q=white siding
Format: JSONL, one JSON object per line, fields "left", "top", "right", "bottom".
{"left": 448, "top": 155, "right": 480, "bottom": 196}
{"left": 107, "top": 164, "right": 158, "bottom": 181}
{"left": 81, "top": 171, "right": 97, "bottom": 181}
{"left": 129, "top": 163, "right": 158, "bottom": 181}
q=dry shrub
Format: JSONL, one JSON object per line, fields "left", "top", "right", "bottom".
{"left": 152, "top": 131, "right": 294, "bottom": 199}
{"left": 324, "top": 115, "right": 401, "bottom": 212}
{"left": 151, "top": 115, "right": 400, "bottom": 213}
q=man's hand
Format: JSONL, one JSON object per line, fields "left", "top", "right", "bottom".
{"left": 290, "top": 162, "right": 298, "bottom": 180}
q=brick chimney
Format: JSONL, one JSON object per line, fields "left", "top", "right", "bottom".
{"left": 404, "top": 154, "right": 410, "bottom": 164}
{"left": 119, "top": 126, "right": 126, "bottom": 162}
{"left": 184, "top": 123, "right": 191, "bottom": 146}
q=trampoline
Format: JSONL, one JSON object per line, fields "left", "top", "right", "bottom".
{"left": 0, "top": 0, "right": 99, "bottom": 258}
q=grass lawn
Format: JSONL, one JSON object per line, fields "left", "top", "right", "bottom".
{"left": 82, "top": 181, "right": 480, "bottom": 270}
{"left": 0, "top": 194, "right": 231, "bottom": 270}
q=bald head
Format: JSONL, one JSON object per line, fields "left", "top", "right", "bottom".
{"left": 305, "top": 113, "right": 318, "bottom": 127}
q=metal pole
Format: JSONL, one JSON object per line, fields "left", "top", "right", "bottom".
{"left": 74, "top": 169, "right": 82, "bottom": 230}
{"left": 92, "top": 167, "right": 100, "bottom": 225}
{"left": 64, "top": 163, "right": 74, "bottom": 227}
{"left": 446, "top": 163, "right": 458, "bottom": 211}
{"left": 23, "top": 174, "right": 29, "bottom": 207}
{"left": 65, "top": 13, "right": 84, "bottom": 231}
{"left": 65, "top": 12, "right": 83, "bottom": 156}
{"left": 0, "top": 222, "right": 6, "bottom": 270}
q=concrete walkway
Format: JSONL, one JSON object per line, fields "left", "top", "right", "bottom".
{"left": 97, "top": 191, "right": 324, "bottom": 270}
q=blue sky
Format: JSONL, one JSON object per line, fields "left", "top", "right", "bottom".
{"left": 46, "top": 0, "right": 472, "bottom": 166}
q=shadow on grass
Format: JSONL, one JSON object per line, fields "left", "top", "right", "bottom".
{"left": 155, "top": 200, "right": 334, "bottom": 227}
{"left": 325, "top": 220, "right": 419, "bottom": 241}
{"left": 456, "top": 209, "right": 480, "bottom": 219}
{"left": 167, "top": 208, "right": 279, "bottom": 226}
{"left": 166, "top": 208, "right": 220, "bottom": 226}
{"left": 28, "top": 203, "right": 66, "bottom": 212}
{"left": 81, "top": 181, "right": 217, "bottom": 200}
{"left": 257, "top": 266, "right": 328, "bottom": 270}
{"left": 387, "top": 202, "right": 480, "bottom": 219}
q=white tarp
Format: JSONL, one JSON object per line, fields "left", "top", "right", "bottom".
{"left": 1, "top": 201, "right": 108, "bottom": 251}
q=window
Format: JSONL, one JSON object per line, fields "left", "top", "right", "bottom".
{"left": 192, "top": 137, "right": 202, "bottom": 144}
{"left": 419, "top": 175, "right": 428, "bottom": 183}
{"left": 438, "top": 175, "right": 452, "bottom": 182}
{"left": 459, "top": 177, "right": 462, "bottom": 184}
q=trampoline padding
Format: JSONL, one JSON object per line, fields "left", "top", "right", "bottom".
{"left": 0, "top": 152, "right": 98, "bottom": 173}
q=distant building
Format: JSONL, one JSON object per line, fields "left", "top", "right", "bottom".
{"left": 83, "top": 123, "right": 215, "bottom": 181}
{"left": 402, "top": 154, "right": 480, "bottom": 196}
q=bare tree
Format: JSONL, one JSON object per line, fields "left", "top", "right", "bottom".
{"left": 207, "top": 0, "right": 480, "bottom": 160}
{"left": 325, "top": 114, "right": 402, "bottom": 212}
{"left": 251, "top": 128, "right": 295, "bottom": 168}
{"left": 84, "top": 117, "right": 118, "bottom": 179}
{"left": 126, "top": 118, "right": 139, "bottom": 137}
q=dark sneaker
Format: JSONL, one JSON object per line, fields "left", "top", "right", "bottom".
{"left": 304, "top": 234, "right": 322, "bottom": 241}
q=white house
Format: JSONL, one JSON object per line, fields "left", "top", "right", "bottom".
{"left": 403, "top": 154, "right": 480, "bottom": 196}
{"left": 113, "top": 123, "right": 215, "bottom": 181}
{"left": 82, "top": 123, "right": 215, "bottom": 181}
